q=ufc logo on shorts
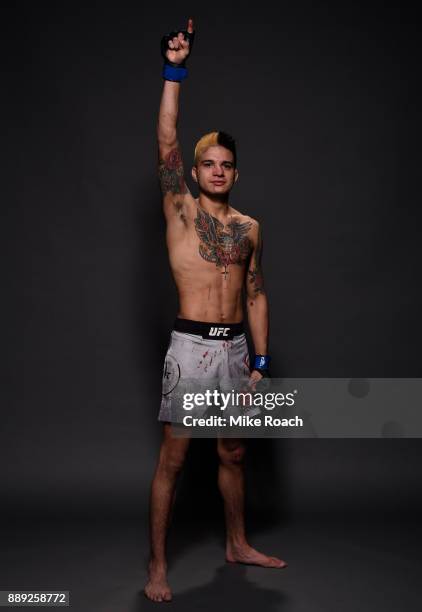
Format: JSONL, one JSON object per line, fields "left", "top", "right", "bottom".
{"left": 209, "top": 327, "right": 230, "bottom": 337}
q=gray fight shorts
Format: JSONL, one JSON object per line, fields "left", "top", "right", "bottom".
{"left": 159, "top": 319, "right": 251, "bottom": 423}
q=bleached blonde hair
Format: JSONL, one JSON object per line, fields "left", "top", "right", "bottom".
{"left": 193, "top": 131, "right": 237, "bottom": 166}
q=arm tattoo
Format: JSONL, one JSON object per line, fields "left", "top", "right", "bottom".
{"left": 158, "top": 146, "right": 188, "bottom": 196}
{"left": 248, "top": 226, "right": 265, "bottom": 295}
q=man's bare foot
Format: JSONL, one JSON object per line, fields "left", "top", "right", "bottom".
{"left": 226, "top": 541, "right": 287, "bottom": 569}
{"left": 144, "top": 561, "right": 172, "bottom": 603}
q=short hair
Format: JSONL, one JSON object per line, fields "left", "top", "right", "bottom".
{"left": 194, "top": 131, "right": 237, "bottom": 167}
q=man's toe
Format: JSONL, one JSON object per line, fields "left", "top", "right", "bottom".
{"left": 273, "top": 557, "right": 287, "bottom": 568}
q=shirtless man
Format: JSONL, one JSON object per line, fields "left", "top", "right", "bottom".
{"left": 144, "top": 19, "right": 287, "bottom": 603}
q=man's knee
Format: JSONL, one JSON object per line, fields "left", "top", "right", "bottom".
{"left": 218, "top": 440, "right": 246, "bottom": 466}
{"left": 158, "top": 434, "right": 189, "bottom": 476}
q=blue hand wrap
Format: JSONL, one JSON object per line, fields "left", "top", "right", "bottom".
{"left": 161, "top": 28, "right": 194, "bottom": 82}
{"left": 162, "top": 64, "right": 188, "bottom": 82}
{"left": 254, "top": 355, "right": 271, "bottom": 370}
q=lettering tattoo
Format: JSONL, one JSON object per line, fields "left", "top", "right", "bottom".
{"left": 158, "top": 147, "right": 188, "bottom": 196}
{"left": 194, "top": 207, "right": 252, "bottom": 279}
{"left": 248, "top": 225, "right": 265, "bottom": 295}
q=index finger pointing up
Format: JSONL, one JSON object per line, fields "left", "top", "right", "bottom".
{"left": 187, "top": 18, "right": 194, "bottom": 33}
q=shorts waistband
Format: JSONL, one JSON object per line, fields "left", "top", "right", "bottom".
{"left": 174, "top": 318, "right": 244, "bottom": 340}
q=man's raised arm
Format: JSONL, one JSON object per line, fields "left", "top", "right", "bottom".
{"left": 157, "top": 19, "right": 195, "bottom": 222}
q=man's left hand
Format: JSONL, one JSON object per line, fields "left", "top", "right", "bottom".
{"left": 248, "top": 369, "right": 263, "bottom": 391}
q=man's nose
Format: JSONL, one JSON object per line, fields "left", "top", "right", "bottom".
{"left": 213, "top": 164, "right": 224, "bottom": 175}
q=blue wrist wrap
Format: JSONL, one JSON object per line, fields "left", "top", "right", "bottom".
{"left": 162, "top": 64, "right": 188, "bottom": 82}
{"left": 254, "top": 355, "right": 271, "bottom": 370}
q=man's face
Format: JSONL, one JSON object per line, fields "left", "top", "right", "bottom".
{"left": 192, "top": 146, "right": 238, "bottom": 196}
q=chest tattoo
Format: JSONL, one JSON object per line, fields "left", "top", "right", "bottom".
{"left": 194, "top": 208, "right": 252, "bottom": 278}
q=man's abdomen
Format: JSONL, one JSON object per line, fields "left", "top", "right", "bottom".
{"left": 176, "top": 282, "right": 244, "bottom": 323}
{"left": 170, "top": 247, "right": 247, "bottom": 323}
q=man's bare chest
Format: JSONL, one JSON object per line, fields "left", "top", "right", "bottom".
{"left": 189, "top": 207, "right": 253, "bottom": 274}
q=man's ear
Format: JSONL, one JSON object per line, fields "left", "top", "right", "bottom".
{"left": 234, "top": 169, "right": 239, "bottom": 183}
{"left": 191, "top": 166, "right": 198, "bottom": 183}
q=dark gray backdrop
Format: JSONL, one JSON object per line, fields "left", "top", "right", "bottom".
{"left": 2, "top": 2, "right": 421, "bottom": 524}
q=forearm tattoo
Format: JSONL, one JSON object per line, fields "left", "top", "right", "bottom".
{"left": 194, "top": 207, "right": 252, "bottom": 279}
{"left": 248, "top": 226, "right": 265, "bottom": 295}
{"left": 158, "top": 147, "right": 188, "bottom": 196}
